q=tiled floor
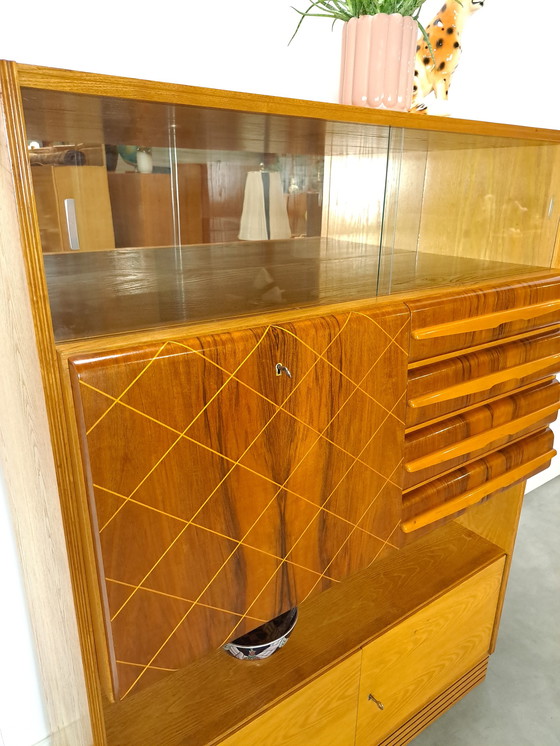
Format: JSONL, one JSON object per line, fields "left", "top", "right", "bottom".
{"left": 412, "top": 476, "right": 560, "bottom": 746}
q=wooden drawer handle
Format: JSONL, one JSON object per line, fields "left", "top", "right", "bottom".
{"left": 401, "top": 449, "right": 556, "bottom": 532}
{"left": 405, "top": 402, "right": 560, "bottom": 473}
{"left": 408, "top": 352, "right": 560, "bottom": 409}
{"left": 413, "top": 300, "right": 560, "bottom": 340}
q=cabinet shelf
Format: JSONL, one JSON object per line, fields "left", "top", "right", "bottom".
{"left": 45, "top": 237, "right": 548, "bottom": 342}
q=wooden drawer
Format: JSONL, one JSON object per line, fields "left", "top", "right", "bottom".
{"left": 408, "top": 275, "right": 560, "bottom": 364}
{"left": 219, "top": 652, "right": 360, "bottom": 746}
{"left": 402, "top": 428, "right": 555, "bottom": 532}
{"left": 355, "top": 557, "right": 505, "bottom": 746}
{"left": 404, "top": 379, "right": 560, "bottom": 490}
{"left": 406, "top": 329, "right": 560, "bottom": 427}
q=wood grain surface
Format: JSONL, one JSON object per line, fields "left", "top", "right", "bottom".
{"left": 408, "top": 274, "right": 560, "bottom": 363}
{"left": 218, "top": 652, "right": 361, "bottom": 746}
{"left": 31, "top": 165, "right": 116, "bottom": 252}
{"left": 103, "top": 521, "right": 504, "bottom": 746}
{"left": 407, "top": 329, "right": 560, "bottom": 427}
{"left": 68, "top": 303, "right": 409, "bottom": 699}
{"left": 0, "top": 61, "right": 95, "bottom": 746}
{"left": 402, "top": 428, "right": 555, "bottom": 531}
{"left": 17, "top": 63, "right": 560, "bottom": 144}
{"left": 355, "top": 557, "right": 504, "bottom": 746}
{"left": 108, "top": 166, "right": 206, "bottom": 248}
{"left": 404, "top": 379, "right": 560, "bottom": 489}
{"left": 455, "top": 482, "right": 525, "bottom": 653}
{"left": 377, "top": 658, "right": 489, "bottom": 746}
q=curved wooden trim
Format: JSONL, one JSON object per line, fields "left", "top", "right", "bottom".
{"left": 401, "top": 449, "right": 556, "bottom": 532}
{"left": 405, "top": 402, "right": 560, "bottom": 473}
{"left": 408, "top": 352, "right": 560, "bottom": 408}
{"left": 412, "top": 300, "right": 560, "bottom": 340}
{"left": 0, "top": 60, "right": 107, "bottom": 743}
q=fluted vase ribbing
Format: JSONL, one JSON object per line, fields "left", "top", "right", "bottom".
{"left": 339, "top": 14, "right": 418, "bottom": 111}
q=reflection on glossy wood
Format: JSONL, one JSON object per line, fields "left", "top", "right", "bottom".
{"left": 407, "top": 329, "right": 560, "bottom": 427}
{"left": 31, "top": 165, "right": 115, "bottom": 252}
{"left": 404, "top": 379, "right": 560, "bottom": 489}
{"left": 408, "top": 273, "right": 560, "bottom": 363}
{"left": 355, "top": 558, "right": 504, "bottom": 746}
{"left": 44, "top": 238, "right": 550, "bottom": 342}
{"left": 69, "top": 304, "right": 408, "bottom": 698}
{"left": 108, "top": 165, "right": 206, "bottom": 248}
{"left": 402, "top": 428, "right": 555, "bottom": 531}
{"left": 103, "top": 522, "right": 503, "bottom": 746}
{"left": 417, "top": 144, "right": 560, "bottom": 268}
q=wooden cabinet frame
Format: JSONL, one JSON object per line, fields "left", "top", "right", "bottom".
{"left": 1, "top": 60, "right": 559, "bottom": 745}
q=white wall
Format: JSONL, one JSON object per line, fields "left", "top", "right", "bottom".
{"left": 2, "top": 0, "right": 558, "bottom": 130}
{"left": 0, "top": 2, "right": 558, "bottom": 744}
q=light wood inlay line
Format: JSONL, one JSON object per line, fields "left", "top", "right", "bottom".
{"left": 401, "top": 449, "right": 556, "bottom": 532}
{"left": 83, "top": 329, "right": 404, "bottom": 524}
{"left": 116, "top": 661, "right": 176, "bottom": 672}
{"left": 405, "top": 402, "right": 560, "bottom": 472}
{"left": 412, "top": 299, "right": 560, "bottom": 340}
{"left": 355, "top": 310, "right": 410, "bottom": 356}
{"left": 409, "top": 353, "right": 560, "bottom": 408}
{"left": 106, "top": 578, "right": 267, "bottom": 623}
{"left": 84, "top": 341, "right": 170, "bottom": 435}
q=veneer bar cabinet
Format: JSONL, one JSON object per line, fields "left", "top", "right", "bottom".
{"left": 1, "top": 61, "right": 560, "bottom": 745}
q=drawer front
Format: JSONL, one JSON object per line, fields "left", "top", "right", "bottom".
{"left": 408, "top": 275, "right": 560, "bottom": 364}
{"left": 355, "top": 558, "right": 505, "bottom": 746}
{"left": 406, "top": 330, "right": 560, "bottom": 427}
{"left": 402, "top": 428, "right": 555, "bottom": 533}
{"left": 219, "top": 652, "right": 361, "bottom": 746}
{"left": 404, "top": 379, "right": 560, "bottom": 490}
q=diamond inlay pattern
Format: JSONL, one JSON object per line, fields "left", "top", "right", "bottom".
{"left": 69, "top": 304, "right": 409, "bottom": 699}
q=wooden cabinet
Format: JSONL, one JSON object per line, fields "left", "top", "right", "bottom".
{"left": 2, "top": 62, "right": 560, "bottom": 746}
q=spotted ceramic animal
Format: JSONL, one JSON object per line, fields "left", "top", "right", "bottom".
{"left": 412, "top": 0, "right": 485, "bottom": 114}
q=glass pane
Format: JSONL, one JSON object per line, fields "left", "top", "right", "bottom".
{"left": 21, "top": 86, "right": 560, "bottom": 342}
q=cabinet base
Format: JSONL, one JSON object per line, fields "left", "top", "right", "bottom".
{"left": 380, "top": 658, "right": 489, "bottom": 746}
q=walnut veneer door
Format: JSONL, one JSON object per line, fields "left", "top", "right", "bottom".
{"left": 356, "top": 557, "right": 505, "bottom": 746}
{"left": 68, "top": 302, "right": 409, "bottom": 699}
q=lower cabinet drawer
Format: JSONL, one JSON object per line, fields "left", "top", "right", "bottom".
{"left": 355, "top": 557, "right": 505, "bottom": 746}
{"left": 219, "top": 652, "right": 361, "bottom": 746}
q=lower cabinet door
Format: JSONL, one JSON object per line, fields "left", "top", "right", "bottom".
{"left": 355, "top": 557, "right": 505, "bottom": 746}
{"left": 219, "top": 652, "right": 361, "bottom": 746}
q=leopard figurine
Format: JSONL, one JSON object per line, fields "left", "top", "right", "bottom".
{"left": 412, "top": 0, "right": 485, "bottom": 114}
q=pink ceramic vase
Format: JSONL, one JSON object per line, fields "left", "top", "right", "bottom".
{"left": 339, "top": 14, "right": 418, "bottom": 111}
